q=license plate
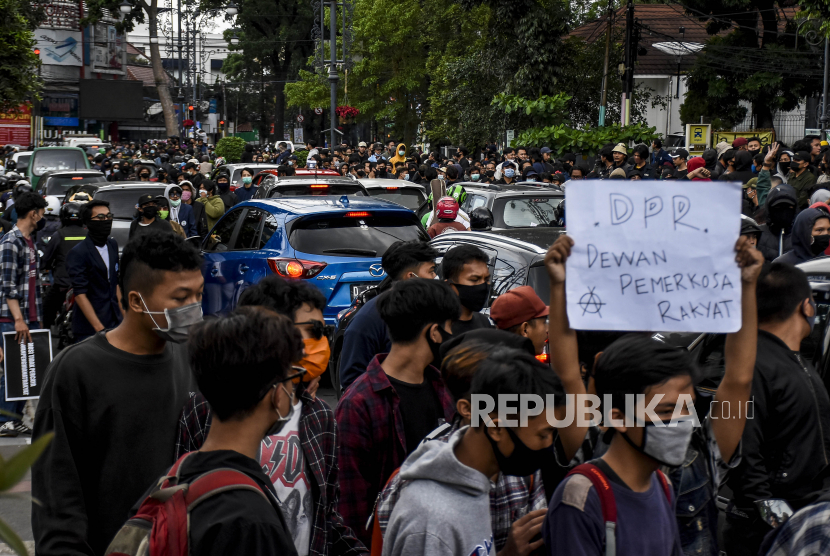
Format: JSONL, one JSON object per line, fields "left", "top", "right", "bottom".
{"left": 351, "top": 284, "right": 373, "bottom": 300}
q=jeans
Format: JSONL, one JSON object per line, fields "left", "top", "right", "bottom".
{"left": 0, "top": 320, "right": 40, "bottom": 423}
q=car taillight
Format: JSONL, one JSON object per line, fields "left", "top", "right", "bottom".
{"left": 345, "top": 211, "right": 371, "bottom": 218}
{"left": 71, "top": 177, "right": 83, "bottom": 180}
{"left": 310, "top": 184, "right": 329, "bottom": 189}
{"left": 535, "top": 353, "right": 549, "bottom": 363}
{"left": 267, "top": 257, "right": 327, "bottom": 279}
{"left": 385, "top": 186, "right": 398, "bottom": 190}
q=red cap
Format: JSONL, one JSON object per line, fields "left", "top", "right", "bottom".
{"left": 490, "top": 286, "right": 549, "bottom": 330}
{"left": 732, "top": 137, "right": 748, "bottom": 148}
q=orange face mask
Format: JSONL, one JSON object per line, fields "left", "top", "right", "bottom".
{"left": 296, "top": 336, "right": 330, "bottom": 381}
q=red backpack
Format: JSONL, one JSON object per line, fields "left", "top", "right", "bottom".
{"left": 105, "top": 452, "right": 274, "bottom": 556}
{"left": 566, "top": 463, "right": 672, "bottom": 556}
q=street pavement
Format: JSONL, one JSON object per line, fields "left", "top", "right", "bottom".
{"left": 0, "top": 386, "right": 339, "bottom": 552}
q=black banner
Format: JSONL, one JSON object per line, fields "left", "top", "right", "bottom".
{"left": 4, "top": 330, "right": 52, "bottom": 401}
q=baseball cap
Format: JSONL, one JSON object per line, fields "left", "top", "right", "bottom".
{"left": 732, "top": 137, "right": 748, "bottom": 148}
{"left": 540, "top": 147, "right": 552, "bottom": 154}
{"left": 793, "top": 151, "right": 812, "bottom": 163}
{"left": 358, "top": 141, "right": 367, "bottom": 147}
{"left": 439, "top": 166, "right": 448, "bottom": 173}
{"left": 489, "top": 286, "right": 549, "bottom": 330}
{"left": 137, "top": 194, "right": 156, "bottom": 206}
{"left": 670, "top": 148, "right": 690, "bottom": 159}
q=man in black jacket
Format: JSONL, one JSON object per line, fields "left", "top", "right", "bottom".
{"left": 40, "top": 202, "right": 86, "bottom": 328}
{"left": 724, "top": 262, "right": 830, "bottom": 556}
{"left": 66, "top": 200, "right": 122, "bottom": 343}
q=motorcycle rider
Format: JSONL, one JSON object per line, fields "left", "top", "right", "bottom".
{"left": 40, "top": 203, "right": 88, "bottom": 329}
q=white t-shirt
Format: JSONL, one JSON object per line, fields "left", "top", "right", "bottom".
{"left": 259, "top": 400, "right": 311, "bottom": 556}
{"left": 95, "top": 244, "right": 110, "bottom": 279}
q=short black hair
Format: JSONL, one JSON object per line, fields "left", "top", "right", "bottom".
{"left": 757, "top": 262, "right": 811, "bottom": 324}
{"left": 633, "top": 144, "right": 649, "bottom": 159}
{"left": 653, "top": 139, "right": 663, "bottom": 149}
{"left": 81, "top": 199, "right": 111, "bottom": 223}
{"left": 470, "top": 347, "right": 566, "bottom": 426}
{"left": 189, "top": 306, "right": 303, "bottom": 421}
{"left": 238, "top": 275, "right": 325, "bottom": 320}
{"left": 747, "top": 136, "right": 762, "bottom": 145}
{"left": 119, "top": 231, "right": 203, "bottom": 310}
{"left": 425, "top": 167, "right": 438, "bottom": 181}
{"left": 446, "top": 166, "right": 459, "bottom": 180}
{"left": 381, "top": 240, "right": 438, "bottom": 280}
{"left": 594, "top": 334, "right": 698, "bottom": 411}
{"left": 307, "top": 139, "right": 318, "bottom": 148}
{"left": 15, "top": 192, "right": 47, "bottom": 220}
{"left": 201, "top": 180, "right": 216, "bottom": 193}
{"left": 377, "top": 279, "right": 460, "bottom": 343}
{"left": 441, "top": 244, "right": 490, "bottom": 282}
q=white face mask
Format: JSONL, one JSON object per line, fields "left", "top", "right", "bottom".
{"left": 621, "top": 416, "right": 695, "bottom": 467}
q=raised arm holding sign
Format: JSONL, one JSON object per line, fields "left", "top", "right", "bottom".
{"left": 565, "top": 180, "right": 743, "bottom": 332}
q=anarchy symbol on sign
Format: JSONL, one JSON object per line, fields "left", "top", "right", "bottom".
{"left": 578, "top": 287, "right": 606, "bottom": 317}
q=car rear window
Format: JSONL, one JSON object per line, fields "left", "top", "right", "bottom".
{"left": 94, "top": 189, "right": 165, "bottom": 219}
{"left": 289, "top": 214, "right": 427, "bottom": 257}
{"left": 368, "top": 188, "right": 424, "bottom": 210}
{"left": 493, "top": 196, "right": 562, "bottom": 228}
{"left": 31, "top": 150, "right": 88, "bottom": 176}
{"left": 47, "top": 175, "right": 107, "bottom": 195}
{"left": 267, "top": 184, "right": 366, "bottom": 197}
{"left": 15, "top": 155, "right": 30, "bottom": 169}
{"left": 526, "top": 265, "right": 551, "bottom": 306}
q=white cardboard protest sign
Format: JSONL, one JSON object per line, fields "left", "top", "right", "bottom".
{"left": 565, "top": 180, "right": 742, "bottom": 332}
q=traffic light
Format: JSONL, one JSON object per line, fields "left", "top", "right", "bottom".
{"left": 188, "top": 105, "right": 194, "bottom": 112}
{"left": 34, "top": 49, "right": 40, "bottom": 55}
{"left": 219, "top": 120, "right": 225, "bottom": 125}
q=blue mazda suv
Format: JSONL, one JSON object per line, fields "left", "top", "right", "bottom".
{"left": 200, "top": 196, "right": 429, "bottom": 323}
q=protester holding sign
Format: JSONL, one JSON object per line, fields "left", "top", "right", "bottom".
{"left": 543, "top": 233, "right": 763, "bottom": 556}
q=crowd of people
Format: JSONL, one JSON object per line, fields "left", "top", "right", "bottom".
{"left": 0, "top": 130, "right": 828, "bottom": 555}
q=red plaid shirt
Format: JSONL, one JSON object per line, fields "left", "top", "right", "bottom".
{"left": 334, "top": 354, "right": 455, "bottom": 547}
{"left": 176, "top": 391, "right": 367, "bottom": 556}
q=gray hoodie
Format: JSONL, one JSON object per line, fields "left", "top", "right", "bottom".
{"left": 382, "top": 428, "right": 494, "bottom": 556}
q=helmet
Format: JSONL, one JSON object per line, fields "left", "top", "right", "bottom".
{"left": 436, "top": 196, "right": 459, "bottom": 220}
{"left": 60, "top": 202, "right": 83, "bottom": 226}
{"left": 214, "top": 157, "right": 226, "bottom": 167}
{"left": 470, "top": 207, "right": 494, "bottom": 230}
{"left": 45, "top": 196, "right": 61, "bottom": 215}
{"left": 68, "top": 191, "right": 91, "bottom": 203}
{"left": 5, "top": 173, "right": 21, "bottom": 182}
{"left": 740, "top": 214, "right": 762, "bottom": 238}
{"left": 160, "top": 153, "right": 170, "bottom": 162}
{"left": 447, "top": 184, "right": 467, "bottom": 205}
{"left": 13, "top": 182, "right": 31, "bottom": 199}
{"left": 553, "top": 200, "right": 566, "bottom": 226}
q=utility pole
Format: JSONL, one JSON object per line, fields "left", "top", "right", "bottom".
{"left": 621, "top": 0, "right": 633, "bottom": 126}
{"left": 822, "top": 37, "right": 829, "bottom": 142}
{"left": 223, "top": 81, "right": 228, "bottom": 137}
{"left": 598, "top": 0, "right": 613, "bottom": 127}
{"left": 177, "top": 0, "right": 183, "bottom": 138}
{"left": 327, "top": 1, "right": 338, "bottom": 149}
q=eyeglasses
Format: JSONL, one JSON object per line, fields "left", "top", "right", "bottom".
{"left": 294, "top": 319, "right": 327, "bottom": 340}
{"left": 90, "top": 213, "right": 114, "bottom": 221}
{"left": 259, "top": 366, "right": 308, "bottom": 400}
{"left": 169, "top": 192, "right": 181, "bottom": 198}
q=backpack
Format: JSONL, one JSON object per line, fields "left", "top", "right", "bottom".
{"left": 566, "top": 463, "right": 671, "bottom": 556}
{"left": 105, "top": 452, "right": 273, "bottom": 556}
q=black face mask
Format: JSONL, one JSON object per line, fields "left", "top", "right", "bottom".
{"left": 812, "top": 234, "right": 830, "bottom": 255}
{"left": 425, "top": 325, "right": 453, "bottom": 365}
{"left": 790, "top": 161, "right": 802, "bottom": 172}
{"left": 769, "top": 205, "right": 796, "bottom": 229}
{"left": 140, "top": 174, "right": 150, "bottom": 180}
{"left": 486, "top": 426, "right": 550, "bottom": 476}
{"left": 486, "top": 170, "right": 495, "bottom": 178}
{"left": 142, "top": 206, "right": 159, "bottom": 219}
{"left": 453, "top": 282, "right": 490, "bottom": 312}
{"left": 36, "top": 218, "right": 46, "bottom": 232}
{"left": 217, "top": 181, "right": 230, "bottom": 192}
{"left": 87, "top": 220, "right": 112, "bottom": 246}
{"left": 563, "top": 163, "right": 572, "bottom": 173}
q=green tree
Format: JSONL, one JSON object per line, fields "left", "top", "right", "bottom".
{"left": 215, "top": 136, "right": 246, "bottom": 162}
{"left": 0, "top": 0, "right": 43, "bottom": 111}
{"left": 677, "top": 0, "right": 822, "bottom": 129}
{"left": 204, "top": 0, "right": 315, "bottom": 142}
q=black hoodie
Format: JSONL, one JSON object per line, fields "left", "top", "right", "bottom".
{"left": 774, "top": 207, "right": 828, "bottom": 265}
{"left": 758, "top": 184, "right": 797, "bottom": 262}
{"left": 718, "top": 151, "right": 756, "bottom": 185}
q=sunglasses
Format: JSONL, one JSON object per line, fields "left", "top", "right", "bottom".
{"left": 259, "top": 365, "right": 308, "bottom": 400}
{"left": 90, "top": 213, "right": 114, "bottom": 221}
{"left": 294, "top": 319, "right": 327, "bottom": 340}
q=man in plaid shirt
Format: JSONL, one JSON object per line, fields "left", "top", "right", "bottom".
{"left": 176, "top": 276, "right": 366, "bottom": 556}
{"left": 335, "top": 279, "right": 460, "bottom": 547}
{"left": 0, "top": 192, "right": 47, "bottom": 437}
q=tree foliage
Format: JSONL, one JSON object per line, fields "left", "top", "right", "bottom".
{"left": 677, "top": 0, "right": 823, "bottom": 129}
{"left": 0, "top": 0, "right": 43, "bottom": 111}
{"left": 215, "top": 136, "right": 246, "bottom": 162}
